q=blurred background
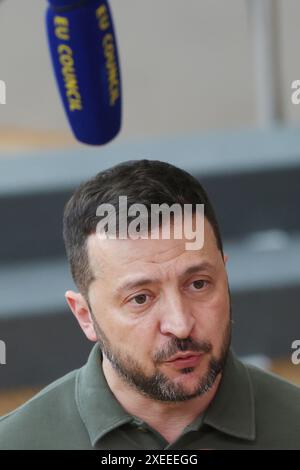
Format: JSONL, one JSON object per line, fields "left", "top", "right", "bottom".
{"left": 0, "top": 0, "right": 300, "bottom": 416}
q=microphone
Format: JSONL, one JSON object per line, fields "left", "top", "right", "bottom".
{"left": 46, "top": 0, "right": 122, "bottom": 145}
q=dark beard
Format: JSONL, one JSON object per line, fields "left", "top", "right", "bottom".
{"left": 91, "top": 310, "right": 232, "bottom": 403}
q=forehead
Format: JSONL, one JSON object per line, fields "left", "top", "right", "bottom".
{"left": 87, "top": 218, "right": 222, "bottom": 282}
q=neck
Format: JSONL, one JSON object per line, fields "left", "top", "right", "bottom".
{"left": 101, "top": 357, "right": 222, "bottom": 443}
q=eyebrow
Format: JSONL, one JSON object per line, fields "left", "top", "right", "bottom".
{"left": 115, "top": 261, "right": 216, "bottom": 296}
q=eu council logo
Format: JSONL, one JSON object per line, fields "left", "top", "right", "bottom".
{"left": 0, "top": 80, "right": 6, "bottom": 104}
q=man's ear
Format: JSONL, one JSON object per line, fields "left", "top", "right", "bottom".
{"left": 224, "top": 254, "right": 229, "bottom": 264}
{"left": 65, "top": 290, "right": 97, "bottom": 342}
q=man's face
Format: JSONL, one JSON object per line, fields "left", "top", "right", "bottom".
{"left": 85, "top": 218, "right": 231, "bottom": 403}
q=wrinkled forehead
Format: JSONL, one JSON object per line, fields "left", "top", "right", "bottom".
{"left": 87, "top": 218, "right": 221, "bottom": 281}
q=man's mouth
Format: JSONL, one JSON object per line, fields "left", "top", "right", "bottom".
{"left": 165, "top": 352, "right": 204, "bottom": 368}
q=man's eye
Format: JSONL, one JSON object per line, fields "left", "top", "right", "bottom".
{"left": 131, "top": 294, "right": 148, "bottom": 305}
{"left": 191, "top": 280, "right": 206, "bottom": 290}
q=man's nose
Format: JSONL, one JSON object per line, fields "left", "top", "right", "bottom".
{"left": 159, "top": 291, "right": 196, "bottom": 338}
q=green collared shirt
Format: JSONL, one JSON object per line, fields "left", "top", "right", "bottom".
{"left": 1, "top": 343, "right": 300, "bottom": 449}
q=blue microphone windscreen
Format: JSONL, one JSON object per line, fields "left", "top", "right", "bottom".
{"left": 46, "top": 0, "right": 122, "bottom": 145}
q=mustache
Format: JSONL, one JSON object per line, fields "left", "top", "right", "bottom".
{"left": 154, "top": 337, "right": 212, "bottom": 363}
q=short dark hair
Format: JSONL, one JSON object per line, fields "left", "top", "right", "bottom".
{"left": 63, "top": 159, "right": 224, "bottom": 298}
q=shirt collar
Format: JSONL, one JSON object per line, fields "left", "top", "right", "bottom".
{"left": 75, "top": 343, "right": 133, "bottom": 447}
{"left": 203, "top": 348, "right": 256, "bottom": 441}
{"left": 76, "top": 344, "right": 256, "bottom": 446}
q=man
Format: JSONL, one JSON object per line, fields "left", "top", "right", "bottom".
{"left": 0, "top": 159, "right": 300, "bottom": 449}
